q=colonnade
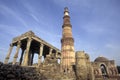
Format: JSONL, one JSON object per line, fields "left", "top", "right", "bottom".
{"left": 4, "top": 38, "right": 60, "bottom": 66}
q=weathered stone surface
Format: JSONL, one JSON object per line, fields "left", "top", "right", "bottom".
{"left": 0, "top": 62, "right": 41, "bottom": 80}
{"left": 2, "top": 7, "right": 120, "bottom": 80}
{"left": 75, "top": 51, "right": 91, "bottom": 80}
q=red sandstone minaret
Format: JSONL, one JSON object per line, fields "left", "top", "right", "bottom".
{"left": 61, "top": 7, "right": 75, "bottom": 73}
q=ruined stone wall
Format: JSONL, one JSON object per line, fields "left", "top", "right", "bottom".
{"left": 0, "top": 60, "right": 76, "bottom": 80}
{"left": 75, "top": 51, "right": 87, "bottom": 80}
{"left": 0, "top": 62, "right": 47, "bottom": 80}
{"left": 75, "top": 51, "right": 94, "bottom": 80}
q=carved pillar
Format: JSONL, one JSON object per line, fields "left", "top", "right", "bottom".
{"left": 4, "top": 44, "right": 13, "bottom": 64}
{"left": 22, "top": 49, "right": 26, "bottom": 65}
{"left": 38, "top": 43, "right": 44, "bottom": 66}
{"left": 13, "top": 41, "right": 21, "bottom": 64}
{"left": 56, "top": 51, "right": 58, "bottom": 58}
{"left": 23, "top": 38, "right": 32, "bottom": 66}
{"left": 49, "top": 48, "right": 53, "bottom": 55}
{"left": 19, "top": 49, "right": 25, "bottom": 65}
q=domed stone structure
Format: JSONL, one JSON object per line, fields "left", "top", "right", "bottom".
{"left": 94, "top": 56, "right": 109, "bottom": 62}
{"left": 92, "top": 56, "right": 119, "bottom": 80}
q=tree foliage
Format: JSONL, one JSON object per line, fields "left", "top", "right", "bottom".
{"left": 117, "top": 66, "right": 120, "bottom": 73}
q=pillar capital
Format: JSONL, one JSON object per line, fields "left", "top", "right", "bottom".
{"left": 40, "top": 43, "right": 44, "bottom": 47}
{"left": 17, "top": 41, "right": 21, "bottom": 45}
{"left": 28, "top": 37, "right": 32, "bottom": 41}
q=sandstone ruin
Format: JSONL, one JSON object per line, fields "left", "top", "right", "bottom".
{"left": 1, "top": 7, "right": 120, "bottom": 80}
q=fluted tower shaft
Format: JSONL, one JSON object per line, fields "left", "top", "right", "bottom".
{"left": 61, "top": 7, "right": 75, "bottom": 72}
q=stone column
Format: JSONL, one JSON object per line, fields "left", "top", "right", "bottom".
{"left": 13, "top": 41, "right": 21, "bottom": 65}
{"left": 49, "top": 48, "right": 53, "bottom": 55}
{"left": 56, "top": 51, "right": 58, "bottom": 58}
{"left": 4, "top": 44, "right": 13, "bottom": 64}
{"left": 28, "top": 51, "right": 32, "bottom": 65}
{"left": 38, "top": 43, "right": 44, "bottom": 66}
{"left": 28, "top": 50, "right": 33, "bottom": 65}
{"left": 22, "top": 49, "right": 26, "bottom": 65}
{"left": 23, "top": 38, "right": 32, "bottom": 66}
{"left": 19, "top": 49, "right": 25, "bottom": 65}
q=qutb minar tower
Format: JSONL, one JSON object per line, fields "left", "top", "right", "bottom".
{"left": 61, "top": 7, "right": 75, "bottom": 73}
{"left": 2, "top": 6, "right": 120, "bottom": 80}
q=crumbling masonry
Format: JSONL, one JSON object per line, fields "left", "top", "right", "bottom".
{"left": 2, "top": 7, "right": 120, "bottom": 80}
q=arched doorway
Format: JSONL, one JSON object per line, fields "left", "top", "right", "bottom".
{"left": 100, "top": 64, "right": 108, "bottom": 79}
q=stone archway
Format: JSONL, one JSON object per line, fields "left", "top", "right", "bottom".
{"left": 100, "top": 64, "right": 108, "bottom": 79}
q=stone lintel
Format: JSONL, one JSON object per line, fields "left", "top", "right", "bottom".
{"left": 11, "top": 31, "right": 60, "bottom": 53}
{"left": 32, "top": 36, "right": 60, "bottom": 53}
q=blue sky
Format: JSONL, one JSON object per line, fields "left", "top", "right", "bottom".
{"left": 0, "top": 0, "right": 120, "bottom": 65}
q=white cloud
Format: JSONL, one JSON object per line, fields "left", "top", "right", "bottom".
{"left": 105, "top": 43, "right": 120, "bottom": 51}
{"left": 83, "top": 24, "right": 105, "bottom": 34}
{"left": 0, "top": 5, "right": 28, "bottom": 28}
{"left": 30, "top": 13, "right": 39, "bottom": 22}
{"left": 0, "top": 24, "right": 21, "bottom": 36}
